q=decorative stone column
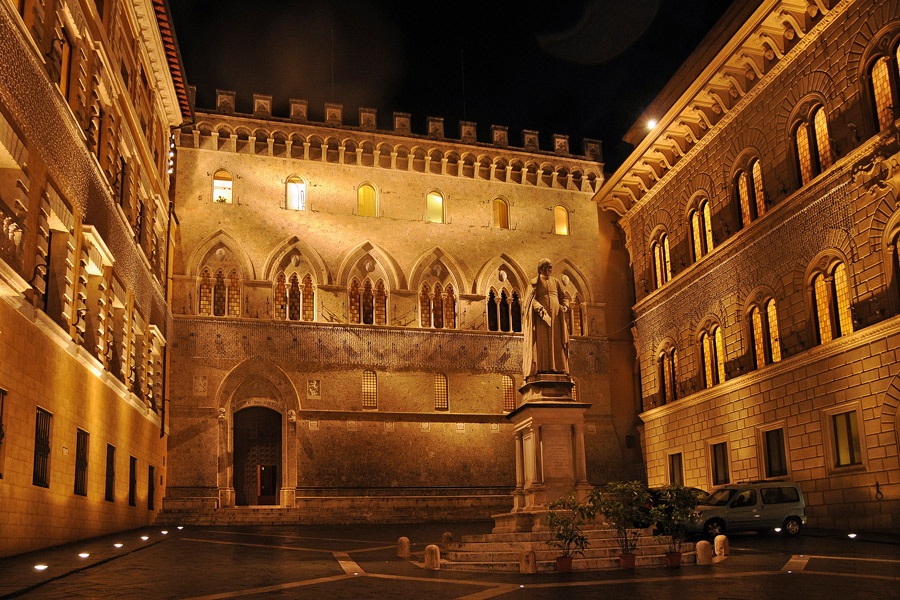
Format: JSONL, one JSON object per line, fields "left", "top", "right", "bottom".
{"left": 492, "top": 374, "right": 591, "bottom": 533}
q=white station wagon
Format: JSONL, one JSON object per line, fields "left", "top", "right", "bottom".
{"left": 688, "top": 480, "right": 807, "bottom": 536}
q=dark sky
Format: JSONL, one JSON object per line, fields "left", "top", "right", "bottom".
{"left": 169, "top": 0, "right": 732, "bottom": 169}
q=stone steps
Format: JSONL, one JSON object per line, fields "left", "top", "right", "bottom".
{"left": 442, "top": 552, "right": 697, "bottom": 572}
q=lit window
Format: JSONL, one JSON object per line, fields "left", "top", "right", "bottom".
{"left": 703, "top": 201, "right": 714, "bottom": 250}
{"left": 213, "top": 271, "right": 226, "bottom": 316}
{"left": 871, "top": 56, "right": 894, "bottom": 131}
{"left": 795, "top": 124, "right": 814, "bottom": 185}
{"left": 349, "top": 280, "right": 361, "bottom": 324}
{"left": 813, "top": 108, "right": 832, "bottom": 171}
{"left": 501, "top": 375, "right": 515, "bottom": 411}
{"left": 358, "top": 183, "right": 376, "bottom": 217}
{"left": 714, "top": 326, "right": 725, "bottom": 383}
{"left": 570, "top": 295, "right": 584, "bottom": 336}
{"left": 652, "top": 242, "right": 663, "bottom": 289}
{"left": 751, "top": 307, "right": 766, "bottom": 370}
{"left": 426, "top": 191, "right": 444, "bottom": 223}
{"left": 554, "top": 205, "right": 569, "bottom": 235}
{"left": 701, "top": 332, "right": 715, "bottom": 389}
{"left": 662, "top": 235, "right": 672, "bottom": 282}
{"left": 227, "top": 271, "right": 241, "bottom": 317}
{"left": 691, "top": 211, "right": 703, "bottom": 261}
{"left": 751, "top": 160, "right": 765, "bottom": 217}
{"left": 571, "top": 380, "right": 578, "bottom": 402}
{"left": 362, "top": 370, "right": 377, "bottom": 409}
{"left": 302, "top": 275, "right": 315, "bottom": 321}
{"left": 711, "top": 441, "right": 729, "bottom": 486}
{"left": 651, "top": 232, "right": 672, "bottom": 289}
{"left": 443, "top": 285, "right": 456, "bottom": 329}
{"left": 286, "top": 176, "right": 306, "bottom": 210}
{"left": 419, "top": 284, "right": 431, "bottom": 327}
{"left": 374, "top": 280, "right": 387, "bottom": 325}
{"left": 766, "top": 299, "right": 782, "bottom": 363}
{"left": 813, "top": 273, "right": 833, "bottom": 344}
{"left": 434, "top": 374, "right": 448, "bottom": 411}
{"left": 493, "top": 198, "right": 509, "bottom": 229}
{"left": 832, "top": 411, "right": 862, "bottom": 467}
{"left": 763, "top": 428, "right": 788, "bottom": 478}
{"left": 737, "top": 171, "right": 753, "bottom": 226}
{"left": 812, "top": 261, "right": 853, "bottom": 345}
{"left": 212, "top": 170, "right": 233, "bottom": 204}
{"left": 750, "top": 299, "right": 781, "bottom": 369}
{"left": 274, "top": 274, "right": 287, "bottom": 320}
{"left": 833, "top": 263, "right": 853, "bottom": 337}
{"left": 199, "top": 270, "right": 212, "bottom": 315}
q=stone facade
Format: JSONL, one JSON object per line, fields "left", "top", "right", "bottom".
{"left": 165, "top": 105, "right": 639, "bottom": 519}
{"left": 597, "top": 0, "right": 900, "bottom": 530}
{"left": 0, "top": 0, "right": 186, "bottom": 556}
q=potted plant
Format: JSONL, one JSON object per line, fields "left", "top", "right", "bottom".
{"left": 590, "top": 481, "right": 651, "bottom": 569}
{"left": 546, "top": 493, "right": 594, "bottom": 572}
{"left": 650, "top": 484, "right": 706, "bottom": 567}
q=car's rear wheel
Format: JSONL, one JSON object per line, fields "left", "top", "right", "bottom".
{"left": 704, "top": 518, "right": 725, "bottom": 536}
{"left": 783, "top": 517, "right": 802, "bottom": 536}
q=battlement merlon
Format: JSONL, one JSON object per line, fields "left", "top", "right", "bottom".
{"left": 200, "top": 89, "right": 603, "bottom": 165}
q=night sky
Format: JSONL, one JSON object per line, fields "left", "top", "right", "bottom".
{"left": 169, "top": 0, "right": 732, "bottom": 169}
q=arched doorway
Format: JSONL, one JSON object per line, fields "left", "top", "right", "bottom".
{"left": 233, "top": 407, "right": 282, "bottom": 506}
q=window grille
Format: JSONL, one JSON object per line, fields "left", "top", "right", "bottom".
{"left": 105, "top": 444, "right": 115, "bottom": 501}
{"left": 128, "top": 456, "right": 137, "bottom": 506}
{"left": 33, "top": 408, "right": 51, "bottom": 488}
{"left": 501, "top": 375, "right": 515, "bottom": 411}
{"left": 362, "top": 370, "right": 377, "bottom": 409}
{"left": 75, "top": 428, "right": 89, "bottom": 496}
{"left": 434, "top": 374, "right": 448, "bottom": 411}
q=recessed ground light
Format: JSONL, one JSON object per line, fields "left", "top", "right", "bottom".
{"left": 177, "top": 526, "right": 183, "bottom": 530}
{"left": 161, "top": 531, "right": 168, "bottom": 535}
{"left": 78, "top": 553, "right": 90, "bottom": 558}
{"left": 34, "top": 565, "right": 48, "bottom": 571}
{"left": 647, "top": 120, "right": 657, "bottom": 129}
{"left": 140, "top": 536, "right": 149, "bottom": 541}
{"left": 114, "top": 543, "right": 123, "bottom": 548}
{"left": 848, "top": 533, "right": 857, "bottom": 539}
{"left": 774, "top": 528, "right": 781, "bottom": 533}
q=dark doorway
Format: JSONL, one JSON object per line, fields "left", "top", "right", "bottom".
{"left": 233, "top": 407, "right": 282, "bottom": 506}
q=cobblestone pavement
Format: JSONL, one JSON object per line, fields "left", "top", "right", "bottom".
{"left": 1, "top": 523, "right": 898, "bottom": 599}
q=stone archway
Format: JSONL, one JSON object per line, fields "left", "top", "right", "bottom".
{"left": 233, "top": 405, "right": 282, "bottom": 506}
{"left": 215, "top": 357, "right": 300, "bottom": 508}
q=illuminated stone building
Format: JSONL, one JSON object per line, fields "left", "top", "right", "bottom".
{"left": 0, "top": 0, "right": 188, "bottom": 556}
{"left": 160, "top": 92, "right": 640, "bottom": 522}
{"left": 596, "top": 0, "right": 900, "bottom": 530}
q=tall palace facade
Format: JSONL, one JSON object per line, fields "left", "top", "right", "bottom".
{"left": 0, "top": 0, "right": 188, "bottom": 556}
{"left": 597, "top": 0, "right": 900, "bottom": 530}
{"left": 161, "top": 93, "right": 640, "bottom": 522}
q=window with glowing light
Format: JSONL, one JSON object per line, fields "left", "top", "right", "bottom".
{"left": 212, "top": 170, "right": 233, "bottom": 204}
{"left": 811, "top": 260, "right": 853, "bottom": 346}
{"left": 357, "top": 183, "right": 376, "bottom": 217}
{"left": 493, "top": 198, "right": 509, "bottom": 229}
{"left": 749, "top": 298, "right": 781, "bottom": 370}
{"left": 426, "top": 191, "right": 444, "bottom": 223}
{"left": 650, "top": 231, "right": 672, "bottom": 289}
{"left": 689, "top": 198, "right": 714, "bottom": 262}
{"left": 734, "top": 162, "right": 764, "bottom": 228}
{"left": 285, "top": 176, "right": 306, "bottom": 211}
{"left": 793, "top": 105, "right": 832, "bottom": 187}
{"left": 657, "top": 345, "right": 678, "bottom": 404}
{"left": 554, "top": 205, "right": 569, "bottom": 235}
{"left": 871, "top": 56, "right": 894, "bottom": 131}
{"left": 699, "top": 324, "right": 725, "bottom": 389}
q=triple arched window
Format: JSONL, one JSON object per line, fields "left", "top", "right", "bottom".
{"left": 811, "top": 261, "right": 853, "bottom": 345}
{"left": 689, "top": 198, "right": 714, "bottom": 262}
{"left": 487, "top": 288, "right": 522, "bottom": 332}
{"left": 650, "top": 231, "right": 672, "bottom": 289}
{"left": 349, "top": 279, "right": 387, "bottom": 325}
{"left": 793, "top": 106, "right": 833, "bottom": 186}
{"left": 734, "top": 160, "right": 765, "bottom": 228}
{"left": 199, "top": 268, "right": 240, "bottom": 317}
{"left": 419, "top": 283, "right": 456, "bottom": 329}
{"left": 274, "top": 273, "right": 314, "bottom": 321}
{"left": 748, "top": 299, "right": 782, "bottom": 370}
{"left": 699, "top": 324, "right": 725, "bottom": 389}
{"left": 657, "top": 346, "right": 678, "bottom": 404}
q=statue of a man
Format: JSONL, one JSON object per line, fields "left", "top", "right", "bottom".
{"left": 523, "top": 258, "right": 569, "bottom": 377}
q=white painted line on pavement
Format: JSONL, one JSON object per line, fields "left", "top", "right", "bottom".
{"left": 181, "top": 537, "right": 332, "bottom": 553}
{"left": 346, "top": 544, "right": 397, "bottom": 554}
{"left": 781, "top": 555, "right": 810, "bottom": 572}
{"left": 801, "top": 570, "right": 900, "bottom": 582}
{"left": 333, "top": 552, "right": 365, "bottom": 575}
{"left": 176, "top": 574, "right": 353, "bottom": 600}
{"left": 453, "top": 584, "right": 522, "bottom": 600}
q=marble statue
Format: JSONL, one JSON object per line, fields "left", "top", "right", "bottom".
{"left": 523, "top": 258, "right": 569, "bottom": 377}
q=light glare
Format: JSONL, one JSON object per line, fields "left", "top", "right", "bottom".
{"left": 848, "top": 533, "right": 857, "bottom": 539}
{"left": 648, "top": 119, "right": 657, "bottom": 129}
{"left": 34, "top": 565, "right": 48, "bottom": 571}
{"left": 78, "top": 553, "right": 89, "bottom": 558}
{"left": 114, "top": 543, "right": 123, "bottom": 548}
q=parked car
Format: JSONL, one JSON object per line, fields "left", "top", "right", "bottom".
{"left": 687, "top": 480, "right": 806, "bottom": 536}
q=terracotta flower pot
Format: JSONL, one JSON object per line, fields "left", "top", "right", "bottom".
{"left": 664, "top": 551, "right": 682, "bottom": 567}
{"left": 619, "top": 553, "right": 636, "bottom": 569}
{"left": 556, "top": 556, "right": 573, "bottom": 572}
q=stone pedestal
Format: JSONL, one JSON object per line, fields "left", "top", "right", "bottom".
{"left": 280, "top": 487, "right": 297, "bottom": 508}
{"left": 218, "top": 487, "right": 235, "bottom": 508}
{"left": 492, "top": 375, "right": 592, "bottom": 533}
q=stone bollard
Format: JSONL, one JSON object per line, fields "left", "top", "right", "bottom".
{"left": 425, "top": 544, "right": 441, "bottom": 570}
{"left": 397, "top": 537, "right": 410, "bottom": 557}
{"left": 441, "top": 532, "right": 453, "bottom": 546}
{"left": 695, "top": 540, "right": 713, "bottom": 565}
{"left": 519, "top": 549, "right": 537, "bottom": 574}
{"left": 714, "top": 534, "right": 729, "bottom": 557}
